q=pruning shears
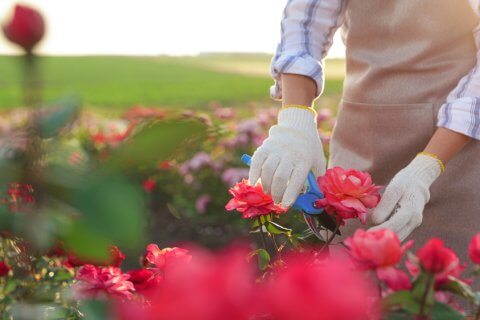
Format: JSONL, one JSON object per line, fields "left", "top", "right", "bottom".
{"left": 241, "top": 154, "right": 329, "bottom": 241}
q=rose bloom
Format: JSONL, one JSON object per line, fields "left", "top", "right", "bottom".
{"left": 469, "top": 233, "right": 480, "bottom": 265}
{"left": 73, "top": 265, "right": 135, "bottom": 300}
{"left": 263, "top": 253, "right": 378, "bottom": 320}
{"left": 345, "top": 229, "right": 413, "bottom": 269}
{"left": 407, "top": 238, "right": 465, "bottom": 287}
{"left": 142, "top": 179, "right": 157, "bottom": 193}
{"left": 345, "top": 229, "right": 413, "bottom": 291}
{"left": 66, "top": 246, "right": 125, "bottom": 268}
{"left": 2, "top": 4, "right": 45, "bottom": 53}
{"left": 143, "top": 244, "right": 191, "bottom": 270}
{"left": 127, "top": 269, "right": 163, "bottom": 297}
{"left": 0, "top": 261, "right": 10, "bottom": 277}
{"left": 225, "top": 179, "right": 287, "bottom": 219}
{"left": 315, "top": 167, "right": 381, "bottom": 224}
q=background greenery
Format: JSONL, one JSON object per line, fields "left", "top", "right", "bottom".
{"left": 0, "top": 54, "right": 345, "bottom": 111}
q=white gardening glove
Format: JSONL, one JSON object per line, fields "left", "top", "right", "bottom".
{"left": 369, "top": 153, "right": 443, "bottom": 241}
{"left": 249, "top": 107, "right": 326, "bottom": 207}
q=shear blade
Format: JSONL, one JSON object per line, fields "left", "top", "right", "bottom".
{"left": 303, "top": 214, "right": 325, "bottom": 241}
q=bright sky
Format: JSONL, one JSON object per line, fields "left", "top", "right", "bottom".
{"left": 0, "top": 0, "right": 345, "bottom": 57}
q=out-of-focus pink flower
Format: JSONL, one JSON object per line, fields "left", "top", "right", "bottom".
{"left": 127, "top": 269, "right": 163, "bottom": 297}
{"left": 143, "top": 245, "right": 191, "bottom": 270}
{"left": 127, "top": 245, "right": 260, "bottom": 320}
{"left": 73, "top": 265, "right": 135, "bottom": 300}
{"left": 225, "top": 179, "right": 287, "bottom": 219}
{"left": 123, "top": 105, "right": 166, "bottom": 121}
{"left": 345, "top": 229, "right": 413, "bottom": 269}
{"left": 2, "top": 4, "right": 45, "bottom": 53}
{"left": 195, "top": 194, "right": 211, "bottom": 214}
{"left": 213, "top": 107, "right": 236, "bottom": 120}
{"left": 221, "top": 168, "right": 249, "bottom": 186}
{"left": 0, "top": 261, "right": 10, "bottom": 277}
{"left": 317, "top": 108, "right": 333, "bottom": 123}
{"left": 263, "top": 253, "right": 378, "bottom": 320}
{"left": 469, "top": 233, "right": 480, "bottom": 265}
{"left": 143, "top": 179, "right": 157, "bottom": 193}
{"left": 188, "top": 152, "right": 211, "bottom": 171}
{"left": 435, "top": 291, "right": 465, "bottom": 315}
{"left": 376, "top": 266, "right": 412, "bottom": 291}
{"left": 66, "top": 246, "right": 125, "bottom": 268}
{"left": 315, "top": 167, "right": 381, "bottom": 224}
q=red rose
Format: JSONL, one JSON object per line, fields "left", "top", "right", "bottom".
{"left": 0, "top": 261, "right": 10, "bottom": 277}
{"left": 73, "top": 265, "right": 135, "bottom": 301}
{"left": 142, "top": 179, "right": 157, "bottom": 193}
{"left": 315, "top": 167, "right": 381, "bottom": 224}
{"left": 2, "top": 4, "right": 45, "bottom": 53}
{"left": 127, "top": 269, "right": 163, "bottom": 297}
{"left": 142, "top": 244, "right": 191, "bottom": 270}
{"left": 225, "top": 179, "right": 287, "bottom": 219}
{"left": 65, "top": 246, "right": 125, "bottom": 268}
{"left": 469, "top": 233, "right": 480, "bottom": 265}
{"left": 417, "top": 239, "right": 460, "bottom": 274}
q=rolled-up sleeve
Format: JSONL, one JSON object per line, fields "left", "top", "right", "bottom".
{"left": 270, "top": 0, "right": 346, "bottom": 100}
{"left": 438, "top": 26, "right": 480, "bottom": 140}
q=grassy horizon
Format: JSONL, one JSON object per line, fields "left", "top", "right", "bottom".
{"left": 0, "top": 54, "right": 344, "bottom": 110}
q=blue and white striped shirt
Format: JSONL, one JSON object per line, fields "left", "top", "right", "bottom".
{"left": 271, "top": 0, "right": 480, "bottom": 140}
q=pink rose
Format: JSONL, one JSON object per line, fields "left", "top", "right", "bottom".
{"left": 315, "top": 167, "right": 381, "bottom": 224}
{"left": 345, "top": 229, "right": 413, "bottom": 269}
{"left": 143, "top": 244, "right": 191, "bottom": 270}
{"left": 225, "top": 179, "right": 287, "bottom": 219}
{"left": 469, "top": 233, "right": 480, "bottom": 265}
{"left": 345, "top": 229, "right": 413, "bottom": 292}
{"left": 73, "top": 265, "right": 135, "bottom": 300}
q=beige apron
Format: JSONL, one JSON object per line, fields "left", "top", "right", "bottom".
{"left": 330, "top": 0, "right": 480, "bottom": 262}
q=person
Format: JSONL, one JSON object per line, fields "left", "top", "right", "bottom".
{"left": 249, "top": 0, "right": 480, "bottom": 261}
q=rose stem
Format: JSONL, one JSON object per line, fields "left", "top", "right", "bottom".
{"left": 257, "top": 218, "right": 268, "bottom": 251}
{"left": 419, "top": 273, "right": 434, "bottom": 319}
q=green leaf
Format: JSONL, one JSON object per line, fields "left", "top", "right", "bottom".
{"left": 166, "top": 203, "right": 182, "bottom": 220}
{"left": 79, "top": 300, "right": 108, "bottom": 320}
{"left": 385, "top": 310, "right": 415, "bottom": 320}
{"left": 265, "top": 221, "right": 292, "bottom": 236}
{"left": 40, "top": 96, "right": 81, "bottom": 138}
{"left": 438, "top": 277, "right": 476, "bottom": 303}
{"left": 107, "top": 119, "right": 207, "bottom": 171}
{"left": 431, "top": 302, "right": 465, "bottom": 320}
{"left": 248, "top": 249, "right": 271, "bottom": 271}
{"left": 382, "top": 290, "right": 421, "bottom": 315}
{"left": 62, "top": 221, "right": 112, "bottom": 261}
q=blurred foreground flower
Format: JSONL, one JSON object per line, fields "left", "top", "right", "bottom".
{"left": 2, "top": 4, "right": 45, "bottom": 53}
{"left": 225, "top": 179, "right": 287, "bottom": 219}
{"left": 0, "top": 261, "right": 10, "bottom": 277}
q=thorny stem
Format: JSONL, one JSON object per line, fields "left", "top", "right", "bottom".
{"left": 257, "top": 218, "right": 268, "bottom": 251}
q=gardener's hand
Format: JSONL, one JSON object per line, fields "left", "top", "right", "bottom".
{"left": 249, "top": 107, "right": 326, "bottom": 207}
{"left": 369, "top": 153, "right": 443, "bottom": 241}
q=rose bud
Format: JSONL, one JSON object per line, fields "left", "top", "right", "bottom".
{"left": 3, "top": 4, "right": 46, "bottom": 53}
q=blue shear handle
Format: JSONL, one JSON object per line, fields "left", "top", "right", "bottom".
{"left": 242, "top": 154, "right": 317, "bottom": 190}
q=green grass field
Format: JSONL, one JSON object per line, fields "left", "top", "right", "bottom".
{"left": 0, "top": 54, "right": 344, "bottom": 110}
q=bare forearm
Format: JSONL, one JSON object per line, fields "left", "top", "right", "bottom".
{"left": 424, "top": 128, "right": 471, "bottom": 164}
{"left": 281, "top": 73, "right": 317, "bottom": 107}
